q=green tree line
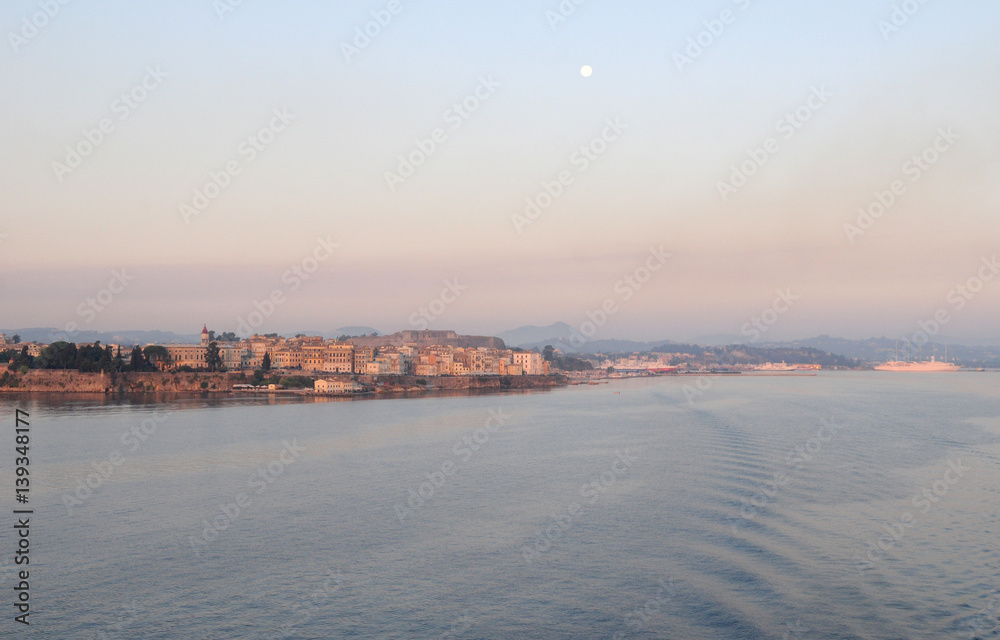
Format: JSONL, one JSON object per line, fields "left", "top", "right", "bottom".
{"left": 3, "top": 342, "right": 176, "bottom": 373}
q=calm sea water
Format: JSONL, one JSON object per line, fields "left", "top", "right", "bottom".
{"left": 2, "top": 372, "right": 999, "bottom": 639}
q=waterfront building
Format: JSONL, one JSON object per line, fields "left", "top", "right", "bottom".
{"left": 314, "top": 379, "right": 364, "bottom": 393}
{"left": 165, "top": 344, "right": 208, "bottom": 369}
{"left": 512, "top": 351, "right": 544, "bottom": 375}
{"left": 220, "top": 344, "right": 251, "bottom": 370}
{"left": 323, "top": 343, "right": 354, "bottom": 373}
{"left": 354, "top": 347, "right": 374, "bottom": 374}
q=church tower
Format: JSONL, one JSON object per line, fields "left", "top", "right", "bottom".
{"left": 201, "top": 325, "right": 210, "bottom": 346}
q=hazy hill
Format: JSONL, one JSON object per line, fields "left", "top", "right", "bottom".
{"left": 496, "top": 323, "right": 573, "bottom": 347}
{"left": 0, "top": 328, "right": 201, "bottom": 346}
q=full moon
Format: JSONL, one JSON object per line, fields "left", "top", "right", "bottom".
{"left": 580, "top": 65, "right": 593, "bottom": 78}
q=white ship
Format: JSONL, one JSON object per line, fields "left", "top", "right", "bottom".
{"left": 874, "top": 356, "right": 959, "bottom": 372}
{"left": 875, "top": 343, "right": 960, "bottom": 372}
{"left": 753, "top": 362, "right": 796, "bottom": 372}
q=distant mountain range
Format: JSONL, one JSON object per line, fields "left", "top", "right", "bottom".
{"left": 496, "top": 324, "right": 1000, "bottom": 366}
{"left": 499, "top": 324, "right": 697, "bottom": 353}
{"left": 495, "top": 322, "right": 663, "bottom": 353}
{"left": 495, "top": 322, "right": 573, "bottom": 346}
{"left": 0, "top": 326, "right": 383, "bottom": 345}
{"left": 5, "top": 324, "right": 999, "bottom": 366}
{"left": 756, "top": 335, "right": 1000, "bottom": 364}
{"left": 0, "top": 328, "right": 203, "bottom": 345}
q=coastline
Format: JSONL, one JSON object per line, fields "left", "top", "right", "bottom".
{"left": 0, "top": 369, "right": 567, "bottom": 396}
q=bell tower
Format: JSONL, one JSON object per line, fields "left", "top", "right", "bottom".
{"left": 201, "top": 325, "right": 210, "bottom": 346}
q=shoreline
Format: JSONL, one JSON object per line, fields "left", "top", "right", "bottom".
{"left": 0, "top": 386, "right": 564, "bottom": 407}
{"left": 0, "top": 369, "right": 568, "bottom": 395}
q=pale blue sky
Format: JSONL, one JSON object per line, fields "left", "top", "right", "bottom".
{"left": 2, "top": 0, "right": 998, "bottom": 341}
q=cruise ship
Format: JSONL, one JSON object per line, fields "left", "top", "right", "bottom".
{"left": 874, "top": 356, "right": 960, "bottom": 372}
{"left": 753, "top": 362, "right": 796, "bottom": 372}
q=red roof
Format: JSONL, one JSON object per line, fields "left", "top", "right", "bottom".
{"left": 202, "top": 325, "right": 208, "bottom": 333}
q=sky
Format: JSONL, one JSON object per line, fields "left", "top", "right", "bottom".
{"left": 1, "top": 0, "right": 998, "bottom": 343}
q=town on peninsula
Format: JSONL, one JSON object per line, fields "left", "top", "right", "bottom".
{"left": 0, "top": 328, "right": 573, "bottom": 395}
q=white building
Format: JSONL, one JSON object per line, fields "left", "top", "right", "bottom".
{"left": 314, "top": 379, "right": 364, "bottom": 394}
{"left": 512, "top": 351, "right": 543, "bottom": 375}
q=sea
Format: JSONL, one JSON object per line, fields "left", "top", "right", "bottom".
{"left": 1, "top": 371, "right": 998, "bottom": 639}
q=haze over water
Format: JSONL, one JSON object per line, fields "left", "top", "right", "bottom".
{"left": 4, "top": 373, "right": 999, "bottom": 638}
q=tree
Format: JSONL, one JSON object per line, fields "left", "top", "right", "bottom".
{"left": 251, "top": 369, "right": 266, "bottom": 386}
{"left": 261, "top": 352, "right": 271, "bottom": 371}
{"left": 543, "top": 345, "right": 555, "bottom": 362}
{"left": 113, "top": 346, "right": 125, "bottom": 372}
{"left": 130, "top": 346, "right": 146, "bottom": 371}
{"left": 208, "top": 330, "right": 216, "bottom": 342}
{"left": 206, "top": 342, "right": 222, "bottom": 372}
{"left": 143, "top": 345, "right": 170, "bottom": 370}
{"left": 606, "top": 366, "right": 615, "bottom": 374}
{"left": 11, "top": 334, "right": 20, "bottom": 344}
{"left": 12, "top": 347, "right": 31, "bottom": 370}
{"left": 38, "top": 341, "right": 77, "bottom": 369}
{"left": 99, "top": 345, "right": 114, "bottom": 373}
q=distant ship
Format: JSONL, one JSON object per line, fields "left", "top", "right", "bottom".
{"left": 876, "top": 342, "right": 960, "bottom": 372}
{"left": 874, "top": 356, "right": 959, "bottom": 372}
{"left": 644, "top": 364, "right": 678, "bottom": 374}
{"left": 753, "top": 362, "right": 795, "bottom": 372}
